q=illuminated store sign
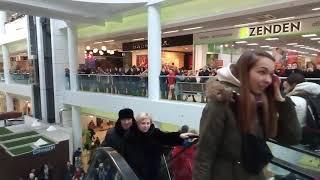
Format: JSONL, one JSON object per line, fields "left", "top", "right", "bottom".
{"left": 249, "top": 22, "right": 301, "bottom": 37}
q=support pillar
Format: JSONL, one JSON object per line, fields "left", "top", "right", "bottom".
{"left": 67, "top": 23, "right": 78, "bottom": 91}
{"left": 71, "top": 106, "right": 82, "bottom": 150}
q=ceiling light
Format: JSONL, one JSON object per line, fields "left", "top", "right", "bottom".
{"left": 163, "top": 30, "right": 179, "bottom": 34}
{"left": 184, "top": 48, "right": 189, "bottom": 50}
{"left": 99, "top": 50, "right": 104, "bottom": 55}
{"left": 132, "top": 38, "right": 145, "bottom": 41}
{"left": 220, "top": 45, "right": 224, "bottom": 48}
{"left": 86, "top": 46, "right": 90, "bottom": 50}
{"left": 265, "top": 37, "right": 279, "bottom": 41}
{"left": 93, "top": 41, "right": 103, "bottom": 44}
{"left": 207, "top": 52, "right": 214, "bottom": 54}
{"left": 110, "top": 50, "right": 115, "bottom": 55}
{"left": 234, "top": 22, "right": 259, "bottom": 27}
{"left": 286, "top": 43, "right": 298, "bottom": 46}
{"left": 231, "top": 45, "right": 234, "bottom": 47}
{"left": 101, "top": 46, "right": 107, "bottom": 51}
{"left": 235, "top": 41, "right": 247, "bottom": 44}
{"left": 310, "top": 37, "right": 320, "bottom": 40}
{"left": 103, "top": 40, "right": 114, "bottom": 43}
{"left": 84, "top": 50, "right": 87, "bottom": 53}
{"left": 311, "top": 54, "right": 317, "bottom": 56}
{"left": 260, "top": 45, "right": 270, "bottom": 48}
{"left": 302, "top": 34, "right": 317, "bottom": 37}
{"left": 247, "top": 43, "right": 259, "bottom": 46}
{"left": 182, "top": 26, "right": 203, "bottom": 31}
{"left": 93, "top": 48, "right": 98, "bottom": 53}
{"left": 224, "top": 44, "right": 229, "bottom": 47}
{"left": 312, "top": 7, "right": 320, "bottom": 11}
{"left": 294, "top": 45, "right": 304, "bottom": 47}
{"left": 89, "top": 51, "right": 93, "bottom": 55}
{"left": 265, "top": 17, "right": 295, "bottom": 23}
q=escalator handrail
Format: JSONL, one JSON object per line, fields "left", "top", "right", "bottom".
{"left": 270, "top": 157, "right": 320, "bottom": 180}
{"left": 268, "top": 139, "right": 320, "bottom": 159}
{"left": 85, "top": 147, "right": 139, "bottom": 180}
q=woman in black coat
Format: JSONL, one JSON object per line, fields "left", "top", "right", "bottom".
{"left": 123, "top": 112, "right": 196, "bottom": 180}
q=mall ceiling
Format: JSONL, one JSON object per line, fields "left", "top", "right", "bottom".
{"left": 80, "top": 0, "right": 320, "bottom": 46}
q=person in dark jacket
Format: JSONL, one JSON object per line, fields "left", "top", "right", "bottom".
{"left": 123, "top": 112, "right": 197, "bottom": 180}
{"left": 101, "top": 108, "right": 136, "bottom": 154}
{"left": 193, "top": 50, "right": 301, "bottom": 180}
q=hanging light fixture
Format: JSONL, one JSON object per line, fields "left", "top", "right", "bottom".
{"left": 93, "top": 48, "right": 98, "bottom": 53}
{"left": 101, "top": 46, "right": 107, "bottom": 51}
{"left": 99, "top": 50, "right": 104, "bottom": 55}
{"left": 86, "top": 46, "right": 90, "bottom": 50}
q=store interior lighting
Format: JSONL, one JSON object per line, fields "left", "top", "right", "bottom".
{"left": 103, "top": 40, "right": 114, "bottom": 43}
{"left": 265, "top": 37, "right": 279, "bottom": 41}
{"left": 234, "top": 22, "right": 259, "bottom": 27}
{"left": 182, "top": 26, "right": 203, "bottom": 31}
{"left": 86, "top": 46, "right": 90, "bottom": 50}
{"left": 302, "top": 34, "right": 317, "bottom": 37}
{"left": 235, "top": 41, "right": 247, "bottom": 44}
{"left": 310, "top": 37, "right": 320, "bottom": 40}
{"left": 286, "top": 43, "right": 298, "bottom": 45}
{"left": 93, "top": 41, "right": 103, "bottom": 44}
{"left": 99, "top": 50, "right": 104, "bottom": 55}
{"left": 163, "top": 30, "right": 179, "bottom": 34}
{"left": 93, "top": 48, "right": 99, "bottom": 53}
{"left": 101, "top": 46, "right": 107, "bottom": 51}
{"left": 312, "top": 7, "right": 320, "bottom": 11}
{"left": 247, "top": 43, "right": 259, "bottom": 46}
{"left": 132, "top": 38, "right": 145, "bottom": 41}
{"left": 265, "top": 16, "right": 295, "bottom": 23}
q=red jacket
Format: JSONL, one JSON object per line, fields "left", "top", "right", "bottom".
{"left": 170, "top": 145, "right": 196, "bottom": 180}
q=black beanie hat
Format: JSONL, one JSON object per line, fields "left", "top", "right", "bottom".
{"left": 118, "top": 108, "right": 134, "bottom": 120}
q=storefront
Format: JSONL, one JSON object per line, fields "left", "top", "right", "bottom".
{"left": 193, "top": 16, "right": 320, "bottom": 76}
{"left": 122, "top": 34, "right": 193, "bottom": 70}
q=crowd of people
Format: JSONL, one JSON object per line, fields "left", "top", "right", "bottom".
{"left": 92, "top": 50, "right": 319, "bottom": 180}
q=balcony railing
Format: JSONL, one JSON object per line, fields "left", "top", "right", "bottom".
{"left": 10, "top": 73, "right": 32, "bottom": 84}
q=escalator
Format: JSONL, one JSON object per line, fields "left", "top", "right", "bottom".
{"left": 85, "top": 147, "right": 139, "bottom": 180}
{"left": 86, "top": 141, "right": 320, "bottom": 180}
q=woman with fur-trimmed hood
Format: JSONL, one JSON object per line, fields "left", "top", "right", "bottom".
{"left": 193, "top": 50, "right": 302, "bottom": 180}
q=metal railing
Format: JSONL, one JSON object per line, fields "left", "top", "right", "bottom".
{"left": 76, "top": 74, "right": 148, "bottom": 97}
{"left": 10, "top": 72, "right": 33, "bottom": 84}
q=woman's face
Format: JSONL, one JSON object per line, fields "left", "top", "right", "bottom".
{"left": 248, "top": 57, "right": 275, "bottom": 95}
{"left": 137, "top": 119, "right": 151, "bottom": 133}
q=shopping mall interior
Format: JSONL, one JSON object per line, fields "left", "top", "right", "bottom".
{"left": 0, "top": 0, "right": 320, "bottom": 179}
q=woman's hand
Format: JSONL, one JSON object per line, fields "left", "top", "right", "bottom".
{"left": 272, "top": 74, "right": 285, "bottom": 102}
{"left": 180, "top": 132, "right": 199, "bottom": 139}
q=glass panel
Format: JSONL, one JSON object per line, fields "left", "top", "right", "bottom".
{"left": 77, "top": 74, "right": 148, "bottom": 97}
{"left": 0, "top": 73, "right": 4, "bottom": 82}
{"left": 10, "top": 72, "right": 32, "bottom": 84}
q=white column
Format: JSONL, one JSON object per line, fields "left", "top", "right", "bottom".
{"left": 147, "top": 5, "right": 161, "bottom": 100}
{"left": 67, "top": 23, "right": 78, "bottom": 91}
{"left": 5, "top": 93, "right": 13, "bottom": 112}
{"left": 36, "top": 17, "right": 47, "bottom": 121}
{"left": 0, "top": 11, "right": 10, "bottom": 84}
{"left": 72, "top": 106, "right": 82, "bottom": 150}
{"left": 194, "top": 44, "right": 208, "bottom": 70}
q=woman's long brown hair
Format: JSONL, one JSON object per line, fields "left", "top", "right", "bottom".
{"left": 234, "top": 50, "right": 277, "bottom": 138}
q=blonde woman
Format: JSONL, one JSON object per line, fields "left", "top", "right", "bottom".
{"left": 123, "top": 112, "right": 197, "bottom": 180}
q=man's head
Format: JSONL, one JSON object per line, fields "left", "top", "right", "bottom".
{"left": 118, "top": 108, "right": 135, "bottom": 130}
{"left": 283, "top": 73, "right": 305, "bottom": 94}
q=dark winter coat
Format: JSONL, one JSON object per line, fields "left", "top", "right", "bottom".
{"left": 193, "top": 79, "right": 302, "bottom": 180}
{"left": 123, "top": 124, "right": 184, "bottom": 180}
{"left": 101, "top": 120, "right": 133, "bottom": 154}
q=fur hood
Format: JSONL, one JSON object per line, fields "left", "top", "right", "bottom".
{"left": 206, "top": 64, "right": 240, "bottom": 102}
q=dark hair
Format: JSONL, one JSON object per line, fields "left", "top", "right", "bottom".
{"left": 286, "top": 73, "right": 305, "bottom": 86}
{"left": 234, "top": 50, "right": 277, "bottom": 137}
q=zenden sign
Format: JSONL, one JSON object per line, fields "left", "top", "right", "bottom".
{"left": 249, "top": 22, "right": 301, "bottom": 37}
{"left": 32, "top": 144, "right": 55, "bottom": 155}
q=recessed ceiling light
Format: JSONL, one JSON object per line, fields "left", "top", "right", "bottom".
{"left": 235, "top": 41, "right": 247, "bottom": 44}
{"left": 311, "top": 37, "right": 320, "bottom": 40}
{"left": 163, "top": 30, "right": 179, "bottom": 34}
{"left": 260, "top": 45, "right": 270, "bottom": 48}
{"left": 286, "top": 43, "right": 298, "bottom": 46}
{"left": 182, "top": 26, "right": 203, "bottom": 31}
{"left": 312, "top": 7, "right": 320, "bottom": 11}
{"left": 265, "top": 37, "right": 279, "bottom": 41}
{"left": 247, "top": 43, "right": 259, "bottom": 46}
{"left": 86, "top": 46, "right": 90, "bottom": 50}
{"left": 224, "top": 44, "right": 229, "bottom": 47}
{"left": 93, "top": 41, "right": 103, "bottom": 44}
{"left": 234, "top": 22, "right": 259, "bottom": 27}
{"left": 132, "top": 38, "right": 145, "bottom": 41}
{"left": 302, "top": 34, "right": 317, "bottom": 37}
{"left": 220, "top": 45, "right": 224, "bottom": 48}
{"left": 265, "top": 17, "right": 295, "bottom": 23}
{"left": 103, "top": 40, "right": 114, "bottom": 43}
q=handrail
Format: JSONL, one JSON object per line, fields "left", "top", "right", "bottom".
{"left": 268, "top": 139, "right": 320, "bottom": 159}
{"left": 85, "top": 147, "right": 139, "bottom": 180}
{"left": 271, "top": 157, "right": 320, "bottom": 180}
